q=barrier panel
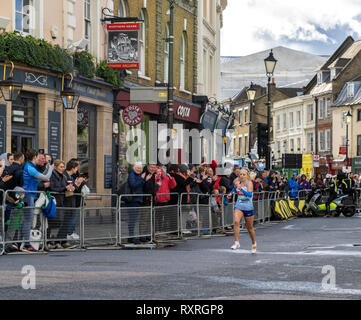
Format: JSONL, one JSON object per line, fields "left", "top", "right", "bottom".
{"left": 223, "top": 194, "right": 235, "bottom": 230}
{"left": 119, "top": 194, "right": 153, "bottom": 244}
{"left": 355, "top": 189, "right": 361, "bottom": 213}
{"left": 82, "top": 193, "right": 119, "bottom": 248}
{"left": 153, "top": 193, "right": 180, "bottom": 240}
{"left": 44, "top": 192, "right": 82, "bottom": 250}
{"left": 179, "top": 193, "right": 199, "bottom": 238}
{"left": 0, "top": 189, "right": 5, "bottom": 255}
{"left": 210, "top": 194, "right": 224, "bottom": 234}
{"left": 2, "top": 190, "right": 46, "bottom": 254}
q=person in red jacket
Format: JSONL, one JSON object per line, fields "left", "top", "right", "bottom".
{"left": 154, "top": 167, "right": 177, "bottom": 234}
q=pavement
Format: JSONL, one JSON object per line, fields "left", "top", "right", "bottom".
{"left": 1, "top": 215, "right": 361, "bottom": 300}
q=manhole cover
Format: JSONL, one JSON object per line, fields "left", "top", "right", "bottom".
{"left": 81, "top": 262, "right": 128, "bottom": 266}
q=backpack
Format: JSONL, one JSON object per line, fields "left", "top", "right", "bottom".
{"left": 42, "top": 194, "right": 57, "bottom": 219}
{"left": 118, "top": 180, "right": 133, "bottom": 203}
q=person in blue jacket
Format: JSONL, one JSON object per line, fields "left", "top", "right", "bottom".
{"left": 288, "top": 172, "right": 299, "bottom": 199}
{"left": 21, "top": 149, "right": 54, "bottom": 252}
{"left": 126, "top": 162, "right": 152, "bottom": 244}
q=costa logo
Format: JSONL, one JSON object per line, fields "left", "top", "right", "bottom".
{"left": 177, "top": 105, "right": 191, "bottom": 118}
{"left": 122, "top": 105, "right": 144, "bottom": 126}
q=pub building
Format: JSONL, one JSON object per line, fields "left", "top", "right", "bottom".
{"left": 0, "top": 61, "right": 116, "bottom": 197}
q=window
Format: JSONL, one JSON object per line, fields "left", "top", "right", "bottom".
{"left": 297, "top": 111, "right": 301, "bottom": 127}
{"left": 239, "top": 136, "right": 242, "bottom": 156}
{"left": 283, "top": 140, "right": 288, "bottom": 153}
{"left": 290, "top": 112, "right": 294, "bottom": 128}
{"left": 342, "top": 136, "right": 346, "bottom": 146}
{"left": 118, "top": 0, "right": 127, "bottom": 17}
{"left": 358, "top": 109, "right": 361, "bottom": 122}
{"left": 164, "top": 25, "right": 169, "bottom": 83}
{"left": 326, "top": 130, "right": 331, "bottom": 151}
{"left": 290, "top": 139, "right": 294, "bottom": 152}
{"left": 138, "top": 9, "right": 146, "bottom": 76}
{"left": 233, "top": 138, "right": 236, "bottom": 156}
{"left": 308, "top": 104, "right": 314, "bottom": 121}
{"left": 358, "top": 135, "right": 361, "bottom": 156}
{"left": 330, "top": 68, "right": 336, "bottom": 80}
{"left": 238, "top": 109, "right": 242, "bottom": 125}
{"left": 283, "top": 114, "right": 287, "bottom": 129}
{"left": 245, "top": 135, "right": 249, "bottom": 153}
{"left": 309, "top": 133, "right": 314, "bottom": 152}
{"left": 319, "top": 130, "right": 325, "bottom": 151}
{"left": 15, "top": 0, "right": 34, "bottom": 34}
{"left": 326, "top": 97, "right": 331, "bottom": 117}
{"left": 180, "top": 33, "right": 186, "bottom": 90}
{"left": 317, "top": 72, "right": 322, "bottom": 85}
{"left": 12, "top": 94, "right": 36, "bottom": 128}
{"left": 209, "top": 52, "right": 214, "bottom": 94}
{"left": 244, "top": 108, "right": 249, "bottom": 124}
{"left": 347, "top": 83, "right": 355, "bottom": 98}
{"left": 276, "top": 115, "right": 280, "bottom": 130}
{"left": 77, "top": 104, "right": 97, "bottom": 190}
{"left": 297, "top": 138, "right": 301, "bottom": 151}
{"left": 203, "top": 48, "right": 207, "bottom": 90}
{"left": 84, "top": 0, "right": 91, "bottom": 45}
{"left": 277, "top": 141, "right": 281, "bottom": 153}
{"left": 319, "top": 98, "right": 324, "bottom": 119}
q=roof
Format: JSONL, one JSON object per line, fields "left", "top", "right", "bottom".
{"left": 332, "top": 80, "right": 361, "bottom": 107}
{"left": 310, "top": 82, "right": 332, "bottom": 96}
{"left": 278, "top": 87, "right": 303, "bottom": 98}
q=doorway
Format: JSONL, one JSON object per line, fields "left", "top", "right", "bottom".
{"left": 11, "top": 134, "right": 35, "bottom": 154}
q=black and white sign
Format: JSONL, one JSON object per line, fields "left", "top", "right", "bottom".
{"left": 177, "top": 105, "right": 191, "bottom": 118}
{"left": 48, "top": 111, "right": 61, "bottom": 161}
{"left": 104, "top": 155, "right": 113, "bottom": 189}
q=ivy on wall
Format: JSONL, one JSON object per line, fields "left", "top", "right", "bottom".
{"left": 0, "top": 31, "right": 123, "bottom": 88}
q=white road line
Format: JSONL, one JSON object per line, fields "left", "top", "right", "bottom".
{"left": 198, "top": 275, "right": 361, "bottom": 296}
{"left": 209, "top": 249, "right": 361, "bottom": 257}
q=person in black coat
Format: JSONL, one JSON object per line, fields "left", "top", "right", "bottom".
{"left": 170, "top": 164, "right": 194, "bottom": 204}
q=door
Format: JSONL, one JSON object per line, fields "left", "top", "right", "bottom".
{"left": 11, "top": 134, "right": 35, "bottom": 154}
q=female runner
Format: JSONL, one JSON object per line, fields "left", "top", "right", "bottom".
{"left": 230, "top": 167, "right": 257, "bottom": 253}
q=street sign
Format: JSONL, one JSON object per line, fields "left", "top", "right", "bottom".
{"left": 339, "top": 146, "right": 347, "bottom": 155}
{"left": 313, "top": 155, "right": 320, "bottom": 161}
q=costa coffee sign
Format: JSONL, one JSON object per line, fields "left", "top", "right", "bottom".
{"left": 122, "top": 105, "right": 144, "bottom": 126}
{"left": 177, "top": 105, "right": 191, "bottom": 118}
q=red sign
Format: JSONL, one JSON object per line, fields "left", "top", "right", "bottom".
{"left": 122, "top": 105, "right": 144, "bottom": 126}
{"left": 107, "top": 23, "right": 140, "bottom": 69}
{"left": 339, "top": 146, "right": 347, "bottom": 155}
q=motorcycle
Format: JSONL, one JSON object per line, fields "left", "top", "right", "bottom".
{"left": 302, "top": 187, "right": 356, "bottom": 217}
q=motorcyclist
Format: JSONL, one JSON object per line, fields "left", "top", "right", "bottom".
{"left": 325, "top": 174, "right": 337, "bottom": 217}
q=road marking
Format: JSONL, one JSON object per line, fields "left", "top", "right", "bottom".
{"left": 198, "top": 275, "right": 361, "bottom": 296}
{"left": 283, "top": 225, "right": 295, "bottom": 230}
{"left": 209, "top": 249, "right": 361, "bottom": 257}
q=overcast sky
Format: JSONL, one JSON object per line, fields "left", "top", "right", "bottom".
{"left": 221, "top": 0, "right": 361, "bottom": 57}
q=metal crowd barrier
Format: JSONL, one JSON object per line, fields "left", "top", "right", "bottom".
{"left": 81, "top": 193, "right": 119, "bottom": 249}
{"left": 153, "top": 193, "right": 180, "bottom": 240}
{"left": 1, "top": 190, "right": 46, "bottom": 254}
{"left": 119, "top": 194, "right": 153, "bottom": 244}
{"left": 355, "top": 188, "right": 361, "bottom": 213}
{"left": 179, "top": 193, "right": 200, "bottom": 238}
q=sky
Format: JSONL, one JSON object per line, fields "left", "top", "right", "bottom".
{"left": 220, "top": 0, "right": 361, "bottom": 57}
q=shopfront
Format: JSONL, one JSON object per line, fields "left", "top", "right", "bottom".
{"left": 0, "top": 62, "right": 116, "bottom": 195}
{"left": 116, "top": 88, "right": 202, "bottom": 167}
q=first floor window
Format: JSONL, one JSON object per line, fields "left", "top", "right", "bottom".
{"left": 326, "top": 130, "right": 331, "bottom": 151}
{"left": 239, "top": 136, "right": 242, "bottom": 156}
{"left": 15, "top": 0, "right": 34, "bottom": 34}
{"left": 309, "top": 133, "right": 314, "bottom": 152}
{"left": 319, "top": 130, "right": 325, "bottom": 151}
{"left": 358, "top": 135, "right": 361, "bottom": 156}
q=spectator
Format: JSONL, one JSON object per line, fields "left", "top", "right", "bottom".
{"left": 219, "top": 168, "right": 233, "bottom": 194}
{"left": 7, "top": 153, "right": 14, "bottom": 167}
{"left": 170, "top": 164, "right": 194, "bottom": 204}
{"left": 36, "top": 153, "right": 51, "bottom": 192}
{"left": 229, "top": 167, "right": 240, "bottom": 186}
{"left": 155, "top": 166, "right": 177, "bottom": 205}
{"left": 21, "top": 149, "right": 53, "bottom": 253}
{"left": 49, "top": 160, "right": 75, "bottom": 249}
{"left": 316, "top": 173, "right": 325, "bottom": 189}
{"left": 127, "top": 163, "right": 147, "bottom": 244}
{"left": 288, "top": 173, "right": 299, "bottom": 199}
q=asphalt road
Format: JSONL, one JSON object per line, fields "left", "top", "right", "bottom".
{"left": 1, "top": 215, "right": 361, "bottom": 300}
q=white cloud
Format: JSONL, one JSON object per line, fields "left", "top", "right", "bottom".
{"left": 221, "top": 0, "right": 361, "bottom": 56}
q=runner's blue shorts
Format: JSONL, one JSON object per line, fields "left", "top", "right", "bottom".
{"left": 236, "top": 210, "right": 254, "bottom": 217}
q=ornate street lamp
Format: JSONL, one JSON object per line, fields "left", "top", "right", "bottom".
{"left": 0, "top": 61, "right": 23, "bottom": 102}
{"left": 264, "top": 50, "right": 277, "bottom": 170}
{"left": 61, "top": 73, "right": 80, "bottom": 110}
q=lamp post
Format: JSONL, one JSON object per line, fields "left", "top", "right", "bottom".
{"left": 167, "top": 0, "right": 175, "bottom": 163}
{"left": 346, "top": 110, "right": 352, "bottom": 169}
{"left": 246, "top": 82, "right": 256, "bottom": 153}
{"left": 264, "top": 50, "right": 277, "bottom": 170}
{"left": 0, "top": 60, "right": 23, "bottom": 102}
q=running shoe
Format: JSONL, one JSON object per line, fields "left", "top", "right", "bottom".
{"left": 231, "top": 242, "right": 240, "bottom": 250}
{"left": 62, "top": 243, "right": 77, "bottom": 249}
{"left": 22, "top": 245, "right": 38, "bottom": 253}
{"left": 67, "top": 233, "right": 80, "bottom": 241}
{"left": 251, "top": 242, "right": 257, "bottom": 254}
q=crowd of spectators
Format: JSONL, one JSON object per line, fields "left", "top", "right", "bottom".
{"left": 2, "top": 149, "right": 89, "bottom": 253}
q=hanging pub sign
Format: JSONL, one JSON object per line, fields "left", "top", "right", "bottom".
{"left": 122, "top": 105, "right": 144, "bottom": 126}
{"left": 107, "top": 23, "right": 140, "bottom": 69}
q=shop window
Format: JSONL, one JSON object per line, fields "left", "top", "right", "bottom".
{"left": 77, "top": 104, "right": 96, "bottom": 190}
{"left": 12, "top": 95, "right": 36, "bottom": 128}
